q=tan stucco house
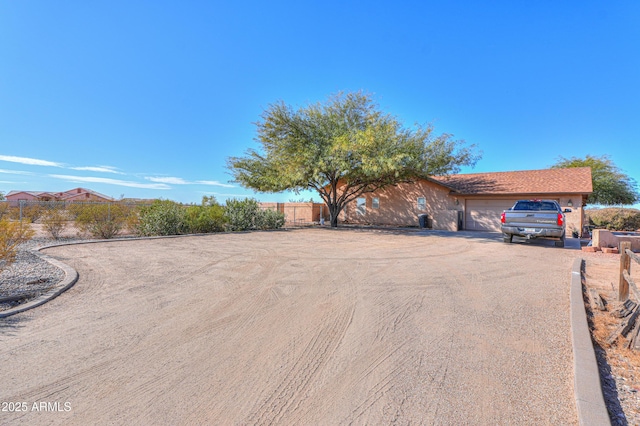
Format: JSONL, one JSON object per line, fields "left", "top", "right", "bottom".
{"left": 340, "top": 167, "right": 593, "bottom": 236}
{"left": 5, "top": 187, "right": 115, "bottom": 207}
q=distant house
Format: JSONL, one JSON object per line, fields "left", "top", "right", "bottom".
{"left": 5, "top": 187, "right": 115, "bottom": 207}
{"left": 339, "top": 167, "right": 593, "bottom": 236}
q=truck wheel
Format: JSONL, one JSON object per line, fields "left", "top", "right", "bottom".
{"left": 555, "top": 237, "right": 565, "bottom": 248}
{"left": 503, "top": 233, "right": 513, "bottom": 243}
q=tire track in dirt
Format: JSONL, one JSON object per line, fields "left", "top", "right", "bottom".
{"left": 338, "top": 242, "right": 468, "bottom": 424}
{"left": 184, "top": 258, "right": 339, "bottom": 423}
{"left": 280, "top": 256, "right": 422, "bottom": 425}
{"left": 341, "top": 333, "right": 453, "bottom": 424}
{"left": 2, "top": 357, "right": 121, "bottom": 403}
{"left": 245, "top": 270, "right": 356, "bottom": 425}
{"left": 372, "top": 294, "right": 426, "bottom": 343}
{"left": 247, "top": 306, "right": 355, "bottom": 424}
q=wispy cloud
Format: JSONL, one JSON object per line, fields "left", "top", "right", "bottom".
{"left": 0, "top": 155, "right": 63, "bottom": 167}
{"left": 49, "top": 174, "right": 171, "bottom": 190}
{"left": 0, "top": 156, "right": 126, "bottom": 176}
{"left": 196, "top": 180, "right": 235, "bottom": 188}
{"left": 2, "top": 154, "right": 236, "bottom": 194}
{"left": 145, "top": 176, "right": 235, "bottom": 188}
{"left": 145, "top": 176, "right": 189, "bottom": 185}
{"left": 70, "top": 165, "right": 123, "bottom": 174}
{"left": 0, "top": 168, "right": 34, "bottom": 175}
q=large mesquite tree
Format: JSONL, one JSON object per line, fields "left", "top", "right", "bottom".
{"left": 227, "top": 92, "right": 480, "bottom": 227}
{"left": 552, "top": 155, "right": 639, "bottom": 205}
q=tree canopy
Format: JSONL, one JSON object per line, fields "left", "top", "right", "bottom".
{"left": 227, "top": 91, "right": 480, "bottom": 227}
{"left": 551, "top": 155, "right": 638, "bottom": 205}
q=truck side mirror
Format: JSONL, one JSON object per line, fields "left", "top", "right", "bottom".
{"left": 564, "top": 208, "right": 572, "bottom": 213}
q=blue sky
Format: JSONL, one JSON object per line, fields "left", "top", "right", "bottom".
{"left": 1, "top": 1, "right": 638, "bottom": 206}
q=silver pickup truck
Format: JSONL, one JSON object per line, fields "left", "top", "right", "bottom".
{"left": 500, "top": 200, "right": 571, "bottom": 247}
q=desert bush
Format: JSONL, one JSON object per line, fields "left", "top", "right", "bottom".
{"left": 587, "top": 208, "right": 640, "bottom": 231}
{"left": 184, "top": 198, "right": 226, "bottom": 234}
{"left": 74, "top": 203, "right": 129, "bottom": 239}
{"left": 0, "top": 219, "right": 35, "bottom": 273}
{"left": 0, "top": 202, "right": 9, "bottom": 220}
{"left": 224, "top": 198, "right": 261, "bottom": 231}
{"left": 15, "top": 203, "right": 44, "bottom": 223}
{"left": 125, "top": 207, "right": 141, "bottom": 234}
{"left": 135, "top": 200, "right": 186, "bottom": 236}
{"left": 224, "top": 198, "right": 285, "bottom": 231}
{"left": 256, "top": 208, "right": 285, "bottom": 230}
{"left": 42, "top": 208, "right": 69, "bottom": 239}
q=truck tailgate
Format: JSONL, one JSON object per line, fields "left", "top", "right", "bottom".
{"left": 504, "top": 211, "right": 558, "bottom": 228}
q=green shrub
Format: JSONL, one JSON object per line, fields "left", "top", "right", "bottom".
{"left": 256, "top": 208, "right": 285, "bottom": 230}
{"left": 135, "top": 200, "right": 186, "bottom": 236}
{"left": 224, "top": 198, "right": 261, "bottom": 231}
{"left": 0, "top": 219, "right": 34, "bottom": 273}
{"left": 184, "top": 201, "right": 226, "bottom": 234}
{"left": 74, "top": 203, "right": 129, "bottom": 239}
{"left": 224, "top": 198, "right": 285, "bottom": 231}
{"left": 586, "top": 208, "right": 640, "bottom": 231}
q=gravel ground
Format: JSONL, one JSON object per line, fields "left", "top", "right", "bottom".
{"left": 0, "top": 239, "right": 68, "bottom": 311}
{"left": 596, "top": 345, "right": 640, "bottom": 426}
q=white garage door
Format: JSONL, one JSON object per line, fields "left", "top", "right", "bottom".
{"left": 465, "top": 199, "right": 518, "bottom": 231}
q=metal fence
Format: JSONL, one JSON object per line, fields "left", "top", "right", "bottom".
{"left": 0, "top": 200, "right": 152, "bottom": 223}
{"left": 0, "top": 200, "right": 332, "bottom": 231}
{"left": 0, "top": 200, "right": 156, "bottom": 228}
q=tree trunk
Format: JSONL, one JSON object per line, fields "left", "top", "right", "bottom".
{"left": 328, "top": 203, "right": 341, "bottom": 228}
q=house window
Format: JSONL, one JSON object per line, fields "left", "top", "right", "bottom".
{"left": 372, "top": 197, "right": 380, "bottom": 209}
{"left": 356, "top": 198, "right": 366, "bottom": 215}
{"left": 417, "top": 197, "right": 426, "bottom": 210}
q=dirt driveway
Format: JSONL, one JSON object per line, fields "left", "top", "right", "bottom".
{"left": 1, "top": 229, "right": 578, "bottom": 425}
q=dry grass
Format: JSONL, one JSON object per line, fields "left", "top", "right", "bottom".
{"left": 0, "top": 219, "right": 35, "bottom": 273}
{"left": 591, "top": 310, "right": 622, "bottom": 346}
{"left": 591, "top": 306, "right": 640, "bottom": 360}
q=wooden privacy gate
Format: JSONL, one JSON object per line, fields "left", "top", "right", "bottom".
{"left": 606, "top": 242, "right": 640, "bottom": 349}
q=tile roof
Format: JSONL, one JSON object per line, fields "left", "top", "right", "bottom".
{"left": 5, "top": 187, "right": 115, "bottom": 201}
{"left": 430, "top": 167, "right": 593, "bottom": 195}
{"left": 58, "top": 187, "right": 114, "bottom": 201}
{"left": 5, "top": 190, "right": 50, "bottom": 197}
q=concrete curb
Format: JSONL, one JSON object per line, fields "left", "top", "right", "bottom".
{"left": 570, "top": 257, "right": 611, "bottom": 425}
{"left": 0, "top": 248, "right": 79, "bottom": 319}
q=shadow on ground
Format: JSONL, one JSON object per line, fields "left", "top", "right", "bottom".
{"left": 0, "top": 315, "right": 30, "bottom": 338}
{"left": 320, "top": 226, "right": 582, "bottom": 250}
